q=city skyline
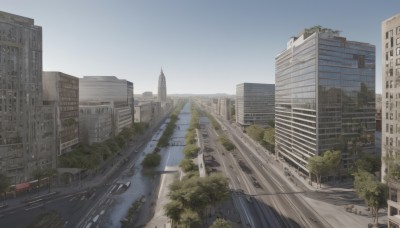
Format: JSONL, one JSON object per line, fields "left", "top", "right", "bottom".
{"left": 1, "top": 1, "right": 399, "bottom": 94}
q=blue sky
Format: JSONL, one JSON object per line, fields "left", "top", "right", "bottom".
{"left": 2, "top": 1, "right": 399, "bottom": 94}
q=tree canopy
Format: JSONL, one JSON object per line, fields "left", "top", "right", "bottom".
{"left": 354, "top": 170, "right": 388, "bottom": 226}
{"left": 307, "top": 150, "right": 341, "bottom": 187}
{"left": 0, "top": 174, "right": 10, "bottom": 194}
{"left": 164, "top": 173, "right": 229, "bottom": 226}
{"left": 210, "top": 218, "right": 232, "bottom": 228}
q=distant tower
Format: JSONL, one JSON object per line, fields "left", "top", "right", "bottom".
{"left": 158, "top": 68, "right": 167, "bottom": 102}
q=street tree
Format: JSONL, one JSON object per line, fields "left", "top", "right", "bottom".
{"left": 245, "top": 125, "right": 264, "bottom": 142}
{"left": 0, "top": 174, "right": 10, "bottom": 203}
{"left": 178, "top": 209, "right": 200, "bottom": 228}
{"left": 164, "top": 200, "right": 183, "bottom": 224}
{"left": 354, "top": 171, "right": 388, "bottom": 227}
{"left": 141, "top": 153, "right": 161, "bottom": 167}
{"left": 179, "top": 159, "right": 197, "bottom": 172}
{"left": 323, "top": 150, "right": 341, "bottom": 184}
{"left": 307, "top": 155, "right": 328, "bottom": 188}
{"left": 210, "top": 218, "right": 231, "bottom": 228}
{"left": 355, "top": 155, "right": 381, "bottom": 174}
{"left": 307, "top": 150, "right": 341, "bottom": 187}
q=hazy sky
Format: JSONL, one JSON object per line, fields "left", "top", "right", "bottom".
{"left": 2, "top": 1, "right": 399, "bottom": 94}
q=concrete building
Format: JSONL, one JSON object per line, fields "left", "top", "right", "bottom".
{"left": 79, "top": 103, "right": 112, "bottom": 145}
{"left": 236, "top": 83, "right": 275, "bottom": 127}
{"left": 134, "top": 101, "right": 162, "bottom": 126}
{"left": 382, "top": 14, "right": 400, "bottom": 181}
{"left": 134, "top": 102, "right": 153, "bottom": 123}
{"left": 0, "top": 12, "right": 55, "bottom": 182}
{"left": 79, "top": 76, "right": 133, "bottom": 108}
{"left": 114, "top": 106, "right": 132, "bottom": 135}
{"left": 382, "top": 14, "right": 400, "bottom": 228}
{"left": 43, "top": 72, "right": 79, "bottom": 156}
{"left": 275, "top": 27, "right": 375, "bottom": 174}
{"left": 142, "top": 91, "right": 154, "bottom": 101}
{"left": 218, "top": 98, "right": 232, "bottom": 121}
{"left": 388, "top": 180, "right": 400, "bottom": 228}
{"left": 79, "top": 76, "right": 133, "bottom": 136}
{"left": 158, "top": 69, "right": 167, "bottom": 102}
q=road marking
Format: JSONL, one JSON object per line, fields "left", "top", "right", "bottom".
{"left": 24, "top": 204, "right": 43, "bottom": 211}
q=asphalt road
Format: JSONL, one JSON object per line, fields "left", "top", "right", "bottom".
{"left": 200, "top": 107, "right": 332, "bottom": 228}
{"left": 0, "top": 114, "right": 171, "bottom": 228}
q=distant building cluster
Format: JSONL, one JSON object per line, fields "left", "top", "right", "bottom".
{"left": 0, "top": 11, "right": 172, "bottom": 183}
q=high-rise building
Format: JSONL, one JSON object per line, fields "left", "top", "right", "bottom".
{"left": 382, "top": 14, "right": 400, "bottom": 228}
{"left": 158, "top": 69, "right": 167, "bottom": 102}
{"left": 0, "top": 12, "right": 55, "bottom": 182}
{"left": 275, "top": 27, "right": 375, "bottom": 174}
{"left": 79, "top": 76, "right": 133, "bottom": 136}
{"left": 235, "top": 83, "right": 275, "bottom": 127}
{"left": 43, "top": 72, "right": 79, "bottom": 156}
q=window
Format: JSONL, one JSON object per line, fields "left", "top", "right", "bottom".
{"left": 397, "top": 26, "right": 400, "bottom": 34}
{"left": 397, "top": 58, "right": 400, "bottom": 65}
{"left": 390, "top": 206, "right": 398, "bottom": 216}
{"left": 397, "top": 38, "right": 400, "bottom": 45}
{"left": 391, "top": 188, "right": 398, "bottom": 202}
{"left": 397, "top": 48, "right": 400, "bottom": 56}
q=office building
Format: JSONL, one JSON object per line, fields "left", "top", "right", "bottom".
{"left": 275, "top": 27, "right": 375, "bottom": 174}
{"left": 79, "top": 76, "right": 133, "bottom": 136}
{"left": 0, "top": 12, "right": 55, "bottom": 182}
{"left": 236, "top": 83, "right": 275, "bottom": 126}
{"left": 79, "top": 76, "right": 133, "bottom": 108}
{"left": 43, "top": 72, "right": 79, "bottom": 155}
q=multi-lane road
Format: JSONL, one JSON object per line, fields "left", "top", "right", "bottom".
{"left": 0, "top": 114, "right": 171, "bottom": 228}
{"left": 200, "top": 108, "right": 332, "bottom": 228}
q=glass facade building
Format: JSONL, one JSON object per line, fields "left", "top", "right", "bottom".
{"left": 236, "top": 83, "right": 275, "bottom": 127}
{"left": 275, "top": 29, "right": 375, "bottom": 173}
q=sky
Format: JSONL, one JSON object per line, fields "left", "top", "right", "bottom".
{"left": 1, "top": 1, "right": 399, "bottom": 94}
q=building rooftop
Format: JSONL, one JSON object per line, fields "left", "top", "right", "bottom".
{"left": 0, "top": 11, "right": 34, "bottom": 26}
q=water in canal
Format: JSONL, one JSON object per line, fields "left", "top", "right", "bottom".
{"left": 104, "top": 102, "right": 191, "bottom": 227}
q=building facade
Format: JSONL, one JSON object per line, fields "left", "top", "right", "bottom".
{"left": 275, "top": 28, "right": 375, "bottom": 174}
{"left": 79, "top": 76, "right": 134, "bottom": 136}
{"left": 218, "top": 98, "right": 232, "bottom": 121}
{"left": 0, "top": 12, "right": 54, "bottom": 182}
{"left": 382, "top": 14, "right": 400, "bottom": 228}
{"left": 158, "top": 69, "right": 167, "bottom": 102}
{"left": 236, "top": 83, "right": 275, "bottom": 127}
{"left": 113, "top": 106, "right": 132, "bottom": 135}
{"left": 79, "top": 104, "right": 112, "bottom": 145}
{"left": 79, "top": 76, "right": 133, "bottom": 108}
{"left": 134, "top": 101, "right": 162, "bottom": 126}
{"left": 43, "top": 71, "right": 79, "bottom": 155}
{"left": 382, "top": 14, "right": 400, "bottom": 182}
